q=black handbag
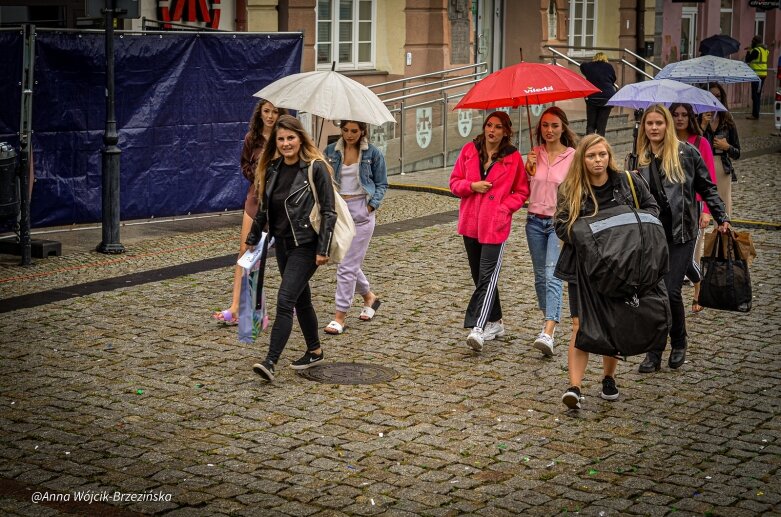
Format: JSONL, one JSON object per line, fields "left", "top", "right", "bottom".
{"left": 699, "top": 231, "right": 752, "bottom": 312}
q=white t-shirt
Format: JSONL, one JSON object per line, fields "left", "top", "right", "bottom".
{"left": 339, "top": 162, "right": 363, "bottom": 195}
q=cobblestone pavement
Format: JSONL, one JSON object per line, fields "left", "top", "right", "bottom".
{"left": 0, "top": 145, "right": 779, "bottom": 514}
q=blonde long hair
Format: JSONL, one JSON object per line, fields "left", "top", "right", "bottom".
{"left": 556, "top": 134, "right": 619, "bottom": 235}
{"left": 254, "top": 115, "right": 333, "bottom": 202}
{"left": 636, "top": 104, "right": 685, "bottom": 184}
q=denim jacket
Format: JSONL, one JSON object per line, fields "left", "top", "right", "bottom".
{"left": 324, "top": 138, "right": 388, "bottom": 210}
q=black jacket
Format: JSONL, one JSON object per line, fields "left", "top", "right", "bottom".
{"left": 580, "top": 61, "right": 617, "bottom": 104}
{"left": 246, "top": 158, "right": 337, "bottom": 257}
{"left": 637, "top": 142, "right": 729, "bottom": 244}
{"left": 702, "top": 119, "right": 741, "bottom": 177}
{"left": 554, "top": 169, "right": 659, "bottom": 283}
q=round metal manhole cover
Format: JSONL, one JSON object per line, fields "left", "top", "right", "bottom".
{"left": 297, "top": 362, "right": 398, "bottom": 384}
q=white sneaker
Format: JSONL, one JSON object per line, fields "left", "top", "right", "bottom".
{"left": 483, "top": 320, "right": 506, "bottom": 341}
{"left": 533, "top": 332, "right": 555, "bottom": 356}
{"left": 467, "top": 328, "right": 485, "bottom": 351}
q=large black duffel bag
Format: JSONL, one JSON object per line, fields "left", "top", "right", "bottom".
{"left": 570, "top": 204, "right": 668, "bottom": 298}
{"left": 575, "top": 272, "right": 671, "bottom": 358}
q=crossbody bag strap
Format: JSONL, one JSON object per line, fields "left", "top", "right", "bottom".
{"left": 307, "top": 162, "right": 319, "bottom": 206}
{"left": 624, "top": 170, "right": 640, "bottom": 209}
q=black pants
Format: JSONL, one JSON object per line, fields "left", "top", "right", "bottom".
{"left": 751, "top": 77, "right": 765, "bottom": 118}
{"left": 661, "top": 239, "right": 697, "bottom": 352}
{"left": 586, "top": 102, "right": 613, "bottom": 136}
{"left": 266, "top": 239, "right": 320, "bottom": 364}
{"left": 463, "top": 236, "right": 504, "bottom": 329}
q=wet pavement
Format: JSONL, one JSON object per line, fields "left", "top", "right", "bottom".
{"left": 0, "top": 115, "right": 779, "bottom": 516}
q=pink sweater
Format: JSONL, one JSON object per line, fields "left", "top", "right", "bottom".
{"left": 449, "top": 142, "right": 530, "bottom": 245}
{"left": 688, "top": 134, "right": 717, "bottom": 215}
{"left": 526, "top": 146, "right": 576, "bottom": 217}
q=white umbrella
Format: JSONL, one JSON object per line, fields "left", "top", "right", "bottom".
{"left": 654, "top": 55, "right": 760, "bottom": 85}
{"left": 253, "top": 70, "right": 395, "bottom": 126}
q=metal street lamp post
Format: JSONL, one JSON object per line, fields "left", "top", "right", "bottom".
{"left": 96, "top": 0, "right": 125, "bottom": 254}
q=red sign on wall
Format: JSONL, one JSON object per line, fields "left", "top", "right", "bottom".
{"left": 158, "top": 0, "right": 221, "bottom": 29}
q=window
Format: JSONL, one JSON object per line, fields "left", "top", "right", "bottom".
{"left": 317, "top": 0, "right": 375, "bottom": 70}
{"left": 719, "top": 0, "right": 732, "bottom": 36}
{"left": 568, "top": 0, "right": 596, "bottom": 56}
{"left": 755, "top": 12, "right": 765, "bottom": 41}
{"left": 547, "top": 1, "right": 558, "bottom": 40}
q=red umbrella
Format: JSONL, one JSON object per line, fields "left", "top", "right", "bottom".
{"left": 454, "top": 62, "right": 600, "bottom": 148}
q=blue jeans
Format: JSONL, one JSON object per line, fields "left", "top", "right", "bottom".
{"left": 525, "top": 215, "right": 563, "bottom": 323}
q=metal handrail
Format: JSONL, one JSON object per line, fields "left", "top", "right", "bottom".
{"left": 622, "top": 48, "right": 661, "bottom": 72}
{"left": 368, "top": 62, "right": 487, "bottom": 90}
{"left": 620, "top": 59, "right": 653, "bottom": 80}
{"left": 545, "top": 46, "right": 581, "bottom": 67}
{"left": 375, "top": 71, "right": 485, "bottom": 98}
{"left": 382, "top": 79, "right": 482, "bottom": 104}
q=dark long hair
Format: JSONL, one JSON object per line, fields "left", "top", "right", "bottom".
{"left": 533, "top": 106, "right": 578, "bottom": 148}
{"left": 474, "top": 111, "right": 515, "bottom": 166}
{"left": 704, "top": 83, "right": 736, "bottom": 131}
{"left": 669, "top": 103, "right": 702, "bottom": 137}
{"left": 247, "top": 99, "right": 287, "bottom": 151}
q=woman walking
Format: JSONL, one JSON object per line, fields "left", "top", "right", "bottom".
{"left": 322, "top": 120, "right": 388, "bottom": 335}
{"left": 213, "top": 99, "right": 285, "bottom": 324}
{"left": 246, "top": 115, "right": 336, "bottom": 382}
{"left": 635, "top": 105, "right": 730, "bottom": 373}
{"left": 699, "top": 83, "right": 740, "bottom": 216}
{"left": 449, "top": 111, "right": 530, "bottom": 352}
{"left": 524, "top": 107, "right": 577, "bottom": 356}
{"left": 555, "top": 135, "right": 659, "bottom": 409}
{"left": 670, "top": 102, "right": 717, "bottom": 314}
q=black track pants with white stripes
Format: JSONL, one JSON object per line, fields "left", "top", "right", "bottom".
{"left": 463, "top": 236, "right": 504, "bottom": 329}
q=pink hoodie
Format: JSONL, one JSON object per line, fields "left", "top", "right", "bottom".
{"left": 449, "top": 142, "right": 530, "bottom": 245}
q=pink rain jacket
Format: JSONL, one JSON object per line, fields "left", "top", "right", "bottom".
{"left": 449, "top": 142, "right": 530, "bottom": 245}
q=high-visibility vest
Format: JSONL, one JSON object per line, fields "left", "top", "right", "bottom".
{"left": 748, "top": 46, "right": 769, "bottom": 78}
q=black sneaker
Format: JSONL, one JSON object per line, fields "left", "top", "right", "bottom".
{"left": 252, "top": 359, "right": 275, "bottom": 381}
{"left": 290, "top": 350, "right": 324, "bottom": 370}
{"left": 601, "top": 376, "right": 619, "bottom": 401}
{"left": 562, "top": 386, "right": 583, "bottom": 409}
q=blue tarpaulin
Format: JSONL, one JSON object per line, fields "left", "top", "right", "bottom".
{"left": 2, "top": 31, "right": 302, "bottom": 227}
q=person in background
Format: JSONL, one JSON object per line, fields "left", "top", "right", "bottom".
{"left": 555, "top": 135, "right": 659, "bottom": 409}
{"left": 449, "top": 111, "right": 530, "bottom": 352}
{"left": 579, "top": 52, "right": 617, "bottom": 136}
{"left": 524, "top": 107, "right": 577, "bottom": 356}
{"left": 700, "top": 83, "right": 740, "bottom": 214}
{"left": 246, "top": 115, "right": 336, "bottom": 382}
{"left": 744, "top": 35, "right": 769, "bottom": 120}
{"left": 635, "top": 105, "right": 730, "bottom": 374}
{"left": 322, "top": 120, "right": 388, "bottom": 335}
{"left": 669, "top": 102, "right": 717, "bottom": 314}
{"left": 213, "top": 99, "right": 285, "bottom": 325}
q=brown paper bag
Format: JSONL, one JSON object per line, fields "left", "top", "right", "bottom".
{"left": 703, "top": 229, "right": 756, "bottom": 267}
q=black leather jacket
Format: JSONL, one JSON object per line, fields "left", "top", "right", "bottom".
{"left": 637, "top": 142, "right": 728, "bottom": 244}
{"left": 554, "top": 169, "right": 659, "bottom": 283}
{"left": 246, "top": 158, "right": 337, "bottom": 257}
{"left": 702, "top": 119, "right": 741, "bottom": 177}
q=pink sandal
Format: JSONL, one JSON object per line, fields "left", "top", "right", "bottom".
{"left": 213, "top": 309, "right": 238, "bottom": 326}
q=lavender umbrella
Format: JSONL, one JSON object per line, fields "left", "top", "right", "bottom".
{"left": 606, "top": 79, "right": 727, "bottom": 114}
